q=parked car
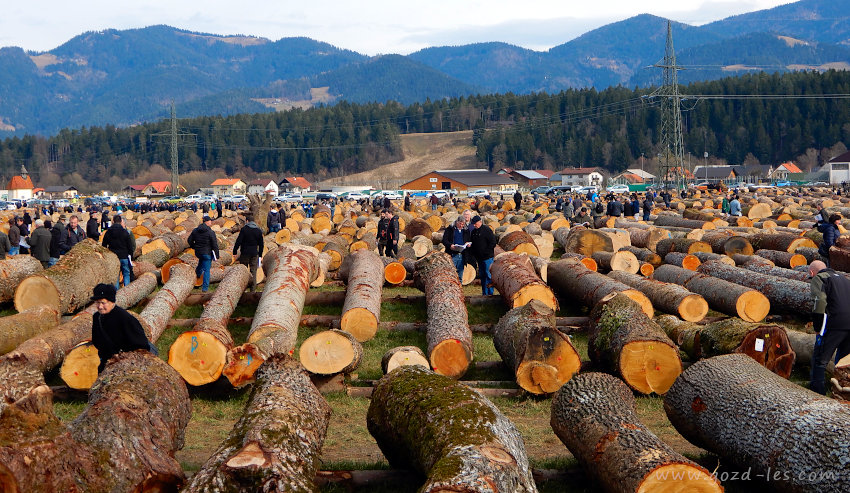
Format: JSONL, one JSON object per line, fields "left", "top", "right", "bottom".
{"left": 284, "top": 193, "right": 303, "bottom": 203}
{"left": 184, "top": 194, "right": 204, "bottom": 203}
{"left": 0, "top": 201, "right": 16, "bottom": 211}
{"left": 775, "top": 181, "right": 792, "bottom": 187}
{"left": 804, "top": 181, "right": 829, "bottom": 187}
{"left": 315, "top": 192, "right": 337, "bottom": 201}
{"left": 532, "top": 185, "right": 550, "bottom": 194}
{"left": 229, "top": 195, "right": 248, "bottom": 203}
{"left": 380, "top": 191, "right": 403, "bottom": 200}
{"left": 343, "top": 192, "right": 368, "bottom": 201}
{"left": 431, "top": 190, "right": 450, "bottom": 199}
{"left": 467, "top": 189, "right": 489, "bottom": 197}
{"left": 689, "top": 181, "right": 710, "bottom": 191}
{"left": 606, "top": 184, "right": 630, "bottom": 194}
{"left": 577, "top": 186, "right": 599, "bottom": 194}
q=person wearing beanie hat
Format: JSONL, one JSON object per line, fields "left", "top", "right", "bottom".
{"left": 90, "top": 283, "right": 152, "bottom": 372}
{"left": 469, "top": 215, "right": 496, "bottom": 295}
{"left": 188, "top": 214, "right": 220, "bottom": 292}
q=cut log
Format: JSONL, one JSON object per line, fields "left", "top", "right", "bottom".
{"left": 755, "top": 249, "right": 807, "bottom": 269}
{"left": 627, "top": 227, "right": 671, "bottom": 252}
{"left": 618, "top": 245, "right": 662, "bottom": 267}
{"left": 588, "top": 293, "right": 682, "bottom": 394}
{"left": 701, "top": 233, "right": 754, "bottom": 256}
{"left": 490, "top": 252, "right": 558, "bottom": 311}
{"left": 740, "top": 256, "right": 810, "bottom": 281}
{"left": 639, "top": 262, "right": 655, "bottom": 277}
{"left": 311, "top": 251, "right": 331, "bottom": 287}
{"left": 558, "top": 252, "right": 597, "bottom": 271}
{"left": 382, "top": 257, "right": 407, "bottom": 285}
{"left": 831, "top": 355, "right": 850, "bottom": 401}
{"left": 168, "top": 264, "right": 252, "bottom": 386}
{"left": 664, "top": 252, "right": 701, "bottom": 271}
{"left": 367, "top": 365, "right": 537, "bottom": 493}
{"left": 652, "top": 264, "right": 770, "bottom": 322}
{"left": 654, "top": 238, "right": 711, "bottom": 258}
{"left": 298, "top": 329, "right": 363, "bottom": 375}
{"left": 140, "top": 232, "right": 188, "bottom": 258}
{"left": 551, "top": 372, "right": 721, "bottom": 493}
{"left": 404, "top": 218, "right": 433, "bottom": 239}
{"left": 14, "top": 239, "right": 120, "bottom": 314}
{"left": 664, "top": 353, "right": 850, "bottom": 493}
{"left": 223, "top": 247, "right": 320, "bottom": 387}
{"left": 381, "top": 346, "right": 430, "bottom": 374}
{"left": 340, "top": 249, "right": 384, "bottom": 342}
{"left": 528, "top": 255, "right": 550, "bottom": 282}
{"left": 547, "top": 259, "right": 654, "bottom": 318}
{"left": 691, "top": 251, "right": 735, "bottom": 265}
{"left": 561, "top": 227, "right": 626, "bottom": 257}
{"left": 493, "top": 300, "right": 581, "bottom": 394}
{"left": 747, "top": 232, "right": 816, "bottom": 253}
{"left": 137, "top": 247, "right": 170, "bottom": 268}
{"left": 414, "top": 252, "right": 473, "bottom": 379}
{"left": 0, "top": 306, "right": 60, "bottom": 355}
{"left": 654, "top": 315, "right": 796, "bottom": 377}
{"left": 248, "top": 193, "right": 274, "bottom": 232}
{"left": 411, "top": 235, "right": 433, "bottom": 258}
{"left": 499, "top": 230, "right": 540, "bottom": 256}
{"left": 608, "top": 271, "right": 708, "bottom": 322}
{"left": 0, "top": 256, "right": 43, "bottom": 304}
{"left": 653, "top": 215, "right": 715, "bottom": 230}
{"left": 785, "top": 328, "right": 816, "bottom": 367}
{"left": 697, "top": 260, "right": 811, "bottom": 313}
{"left": 183, "top": 355, "right": 331, "bottom": 492}
{"left": 591, "top": 250, "right": 639, "bottom": 274}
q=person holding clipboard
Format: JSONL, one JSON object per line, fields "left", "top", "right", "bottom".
{"left": 442, "top": 216, "right": 471, "bottom": 281}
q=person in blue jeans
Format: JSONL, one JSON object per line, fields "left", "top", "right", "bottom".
{"left": 441, "top": 217, "right": 470, "bottom": 281}
{"left": 469, "top": 215, "right": 496, "bottom": 295}
{"left": 101, "top": 215, "right": 135, "bottom": 288}
{"left": 188, "top": 216, "right": 220, "bottom": 292}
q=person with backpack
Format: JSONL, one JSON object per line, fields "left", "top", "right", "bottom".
{"left": 591, "top": 199, "right": 605, "bottom": 222}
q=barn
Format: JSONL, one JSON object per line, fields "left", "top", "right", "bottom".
{"left": 401, "top": 169, "right": 516, "bottom": 192}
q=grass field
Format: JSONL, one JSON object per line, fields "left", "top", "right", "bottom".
{"left": 40, "top": 279, "right": 815, "bottom": 492}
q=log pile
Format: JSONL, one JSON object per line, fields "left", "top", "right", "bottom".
{"left": 546, "top": 259, "right": 654, "bottom": 318}
{"left": 607, "top": 271, "right": 708, "bottom": 322}
{"left": 0, "top": 255, "right": 43, "bottom": 304}
{"left": 697, "top": 259, "right": 811, "bottom": 313}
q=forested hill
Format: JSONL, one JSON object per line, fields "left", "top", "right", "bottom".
{"left": 1, "top": 70, "right": 848, "bottom": 188}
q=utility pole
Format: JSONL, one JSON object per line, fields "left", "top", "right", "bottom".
{"left": 651, "top": 21, "right": 686, "bottom": 191}
{"left": 152, "top": 101, "right": 195, "bottom": 196}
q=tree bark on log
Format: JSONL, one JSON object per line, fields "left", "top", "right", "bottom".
{"left": 0, "top": 306, "right": 60, "bottom": 355}
{"left": 785, "top": 328, "right": 815, "bottom": 367}
{"left": 626, "top": 227, "right": 671, "bottom": 252}
{"left": 654, "top": 315, "right": 796, "bottom": 377}
{"left": 0, "top": 256, "right": 43, "bottom": 304}
{"left": 551, "top": 372, "right": 721, "bottom": 493}
{"left": 653, "top": 215, "right": 715, "bottom": 230}
{"left": 691, "top": 251, "right": 735, "bottom": 265}
{"left": 739, "top": 256, "right": 810, "bottom": 281}
{"left": 311, "top": 251, "right": 331, "bottom": 287}
{"left": 381, "top": 346, "right": 429, "bottom": 374}
{"left": 558, "top": 252, "right": 597, "bottom": 271}
{"left": 831, "top": 355, "right": 850, "bottom": 401}
{"left": 663, "top": 252, "right": 701, "bottom": 271}
{"left": 697, "top": 259, "right": 811, "bottom": 313}
{"left": 140, "top": 231, "right": 188, "bottom": 258}
{"left": 248, "top": 193, "right": 273, "bottom": 232}
{"left": 652, "top": 264, "right": 770, "bottom": 322}
{"left": 223, "top": 246, "right": 319, "bottom": 387}
{"left": 299, "top": 329, "right": 363, "bottom": 375}
{"left": 183, "top": 355, "right": 331, "bottom": 492}
{"left": 561, "top": 227, "right": 629, "bottom": 257}
{"left": 14, "top": 239, "right": 120, "bottom": 314}
{"left": 414, "top": 251, "right": 473, "bottom": 379}
{"left": 490, "top": 252, "right": 558, "bottom": 311}
{"left": 588, "top": 293, "right": 682, "bottom": 394}
{"left": 701, "top": 233, "right": 754, "bottom": 256}
{"left": 664, "top": 353, "right": 850, "bottom": 493}
{"left": 547, "top": 259, "right": 654, "bottom": 318}
{"left": 755, "top": 249, "right": 807, "bottom": 269}
{"left": 747, "top": 232, "right": 816, "bottom": 253}
{"left": 607, "top": 271, "right": 708, "bottom": 322}
{"left": 619, "top": 245, "right": 662, "bottom": 267}
{"left": 499, "top": 230, "right": 540, "bottom": 256}
{"left": 168, "top": 264, "right": 252, "bottom": 386}
{"left": 493, "top": 300, "right": 581, "bottom": 394}
{"left": 654, "top": 238, "right": 711, "bottom": 258}
{"left": 366, "top": 365, "right": 537, "bottom": 493}
{"left": 591, "top": 250, "right": 640, "bottom": 274}
{"left": 340, "top": 249, "right": 384, "bottom": 342}
{"left": 137, "top": 247, "right": 170, "bottom": 267}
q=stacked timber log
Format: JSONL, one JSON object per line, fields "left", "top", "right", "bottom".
{"left": 697, "top": 260, "right": 811, "bottom": 313}
{"left": 493, "top": 300, "right": 581, "bottom": 394}
{"left": 653, "top": 264, "right": 770, "bottom": 322}
{"left": 184, "top": 355, "right": 331, "bottom": 491}
{"left": 299, "top": 329, "right": 363, "bottom": 375}
{"left": 546, "top": 259, "right": 653, "bottom": 318}
{"left": 414, "top": 251, "right": 473, "bottom": 379}
{"left": 490, "top": 252, "right": 558, "bottom": 310}
{"left": 663, "top": 252, "right": 700, "bottom": 270}
{"left": 747, "top": 231, "right": 816, "bottom": 253}
{"left": 381, "top": 346, "right": 430, "bottom": 374}
{"left": 560, "top": 227, "right": 629, "bottom": 257}
{"left": 367, "top": 366, "right": 537, "bottom": 493}
{"left": 655, "top": 315, "right": 796, "bottom": 377}
{"left": 607, "top": 271, "right": 708, "bottom": 322}
{"left": 551, "top": 373, "right": 722, "bottom": 493}
{"left": 168, "top": 264, "right": 252, "bottom": 386}
{"left": 591, "top": 250, "right": 639, "bottom": 274}
{"left": 340, "top": 249, "right": 384, "bottom": 341}
{"left": 587, "top": 293, "right": 682, "bottom": 394}
{"left": 223, "top": 246, "right": 320, "bottom": 387}
{"left": 654, "top": 238, "right": 711, "bottom": 258}
{"left": 14, "top": 239, "right": 120, "bottom": 314}
{"left": 0, "top": 255, "right": 43, "bottom": 303}
{"left": 736, "top": 255, "right": 810, "bottom": 281}
{"left": 0, "top": 306, "right": 60, "bottom": 355}
{"left": 665, "top": 354, "right": 850, "bottom": 492}
{"left": 755, "top": 248, "right": 807, "bottom": 268}
{"left": 832, "top": 354, "right": 850, "bottom": 400}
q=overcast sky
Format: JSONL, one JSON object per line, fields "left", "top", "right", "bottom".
{"left": 1, "top": 0, "right": 795, "bottom": 55}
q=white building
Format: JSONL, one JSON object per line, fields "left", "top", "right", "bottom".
{"left": 247, "top": 179, "right": 279, "bottom": 196}
{"left": 7, "top": 166, "right": 34, "bottom": 201}
{"left": 555, "top": 167, "right": 605, "bottom": 187}
{"left": 828, "top": 151, "right": 850, "bottom": 184}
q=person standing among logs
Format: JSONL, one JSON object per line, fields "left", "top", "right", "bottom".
{"left": 729, "top": 195, "right": 742, "bottom": 216}
{"left": 267, "top": 204, "right": 283, "bottom": 233}
{"left": 642, "top": 193, "right": 653, "bottom": 221}
{"left": 188, "top": 215, "right": 220, "bottom": 292}
{"left": 442, "top": 216, "right": 471, "bottom": 281}
{"left": 48, "top": 215, "right": 66, "bottom": 267}
{"left": 29, "top": 219, "right": 52, "bottom": 268}
{"left": 64, "top": 215, "right": 86, "bottom": 252}
{"left": 90, "top": 283, "right": 152, "bottom": 372}
{"left": 513, "top": 189, "right": 523, "bottom": 207}
{"left": 232, "top": 214, "right": 264, "bottom": 291}
{"left": 8, "top": 216, "right": 20, "bottom": 256}
{"left": 817, "top": 214, "right": 841, "bottom": 265}
{"left": 470, "top": 215, "right": 496, "bottom": 296}
{"left": 102, "top": 215, "right": 135, "bottom": 288}
{"left": 808, "top": 260, "right": 850, "bottom": 394}
{"left": 86, "top": 212, "right": 100, "bottom": 241}
{"left": 377, "top": 208, "right": 399, "bottom": 258}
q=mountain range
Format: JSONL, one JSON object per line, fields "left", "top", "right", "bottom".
{"left": 0, "top": 0, "right": 848, "bottom": 137}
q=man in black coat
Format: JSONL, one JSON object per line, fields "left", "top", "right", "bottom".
{"left": 442, "top": 217, "right": 471, "bottom": 281}
{"left": 90, "top": 283, "right": 152, "bottom": 372}
{"left": 64, "top": 214, "right": 86, "bottom": 252}
{"left": 377, "top": 208, "right": 400, "bottom": 258}
{"left": 86, "top": 212, "right": 100, "bottom": 240}
{"left": 469, "top": 215, "right": 497, "bottom": 295}
{"left": 48, "top": 215, "right": 67, "bottom": 266}
{"left": 101, "top": 215, "right": 135, "bottom": 288}
{"left": 188, "top": 216, "right": 220, "bottom": 292}
{"left": 808, "top": 261, "right": 850, "bottom": 394}
{"left": 232, "top": 214, "right": 264, "bottom": 291}
{"left": 513, "top": 190, "right": 523, "bottom": 207}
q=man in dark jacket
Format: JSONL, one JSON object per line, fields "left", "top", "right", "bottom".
{"left": 232, "top": 214, "right": 264, "bottom": 291}
{"left": 49, "top": 215, "right": 67, "bottom": 266}
{"left": 90, "top": 283, "right": 152, "bottom": 372}
{"left": 188, "top": 216, "right": 220, "bottom": 292}
{"left": 267, "top": 205, "right": 283, "bottom": 233}
{"left": 817, "top": 214, "right": 841, "bottom": 263}
{"left": 513, "top": 190, "right": 522, "bottom": 207}
{"left": 65, "top": 215, "right": 86, "bottom": 251}
{"left": 101, "top": 215, "right": 135, "bottom": 288}
{"left": 643, "top": 194, "right": 654, "bottom": 221}
{"left": 86, "top": 212, "right": 100, "bottom": 240}
{"left": 377, "top": 208, "right": 400, "bottom": 258}
{"left": 808, "top": 261, "right": 850, "bottom": 394}
{"left": 29, "top": 219, "right": 52, "bottom": 268}
{"left": 8, "top": 217, "right": 20, "bottom": 256}
{"left": 17, "top": 217, "right": 29, "bottom": 254}
{"left": 469, "top": 215, "right": 497, "bottom": 295}
{"left": 442, "top": 217, "right": 471, "bottom": 281}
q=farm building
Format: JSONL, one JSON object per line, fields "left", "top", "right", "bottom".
{"left": 828, "top": 150, "right": 850, "bottom": 184}
{"left": 43, "top": 185, "right": 78, "bottom": 199}
{"left": 506, "top": 169, "right": 549, "bottom": 188}
{"left": 247, "top": 179, "right": 279, "bottom": 196}
{"left": 142, "top": 181, "right": 186, "bottom": 197}
{"left": 279, "top": 177, "right": 313, "bottom": 192}
{"left": 122, "top": 184, "right": 146, "bottom": 198}
{"left": 210, "top": 178, "right": 247, "bottom": 196}
{"left": 401, "top": 169, "right": 516, "bottom": 192}
{"left": 554, "top": 167, "right": 605, "bottom": 187}
{"left": 693, "top": 166, "right": 737, "bottom": 184}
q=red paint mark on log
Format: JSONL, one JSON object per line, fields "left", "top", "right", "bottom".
{"left": 593, "top": 431, "right": 619, "bottom": 461}
{"left": 692, "top": 397, "right": 707, "bottom": 413}
{"left": 622, "top": 423, "right": 640, "bottom": 430}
